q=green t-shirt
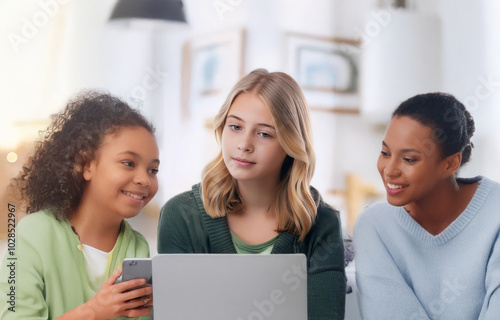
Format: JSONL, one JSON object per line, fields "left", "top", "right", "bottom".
{"left": 230, "top": 231, "right": 279, "bottom": 254}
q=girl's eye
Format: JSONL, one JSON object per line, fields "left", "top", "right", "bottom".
{"left": 229, "top": 125, "right": 241, "bottom": 131}
{"left": 122, "top": 161, "right": 134, "bottom": 167}
{"left": 258, "top": 132, "right": 272, "bottom": 138}
{"left": 404, "top": 158, "right": 417, "bottom": 164}
{"left": 380, "top": 150, "right": 389, "bottom": 157}
{"left": 149, "top": 168, "right": 159, "bottom": 175}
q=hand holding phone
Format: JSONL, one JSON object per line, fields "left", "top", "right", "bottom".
{"left": 122, "top": 258, "right": 152, "bottom": 284}
{"left": 87, "top": 268, "right": 152, "bottom": 319}
{"left": 116, "top": 258, "right": 153, "bottom": 306}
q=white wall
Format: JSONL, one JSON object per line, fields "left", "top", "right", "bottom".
{"left": 436, "top": 0, "right": 500, "bottom": 181}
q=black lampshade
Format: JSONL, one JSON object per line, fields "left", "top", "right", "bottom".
{"left": 109, "top": 0, "right": 187, "bottom": 23}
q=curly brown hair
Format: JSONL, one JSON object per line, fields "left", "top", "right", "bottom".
{"left": 12, "top": 90, "right": 155, "bottom": 220}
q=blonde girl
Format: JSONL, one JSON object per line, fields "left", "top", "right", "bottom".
{"left": 158, "top": 69, "right": 346, "bottom": 319}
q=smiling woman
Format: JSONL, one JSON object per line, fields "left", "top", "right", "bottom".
{"left": 354, "top": 92, "right": 500, "bottom": 320}
{"left": 377, "top": 116, "right": 459, "bottom": 212}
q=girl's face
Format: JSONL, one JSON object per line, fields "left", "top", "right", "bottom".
{"left": 221, "top": 92, "right": 287, "bottom": 185}
{"left": 83, "top": 126, "right": 159, "bottom": 220}
{"left": 377, "top": 116, "right": 451, "bottom": 207}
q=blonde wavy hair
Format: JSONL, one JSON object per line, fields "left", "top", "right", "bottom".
{"left": 201, "top": 68, "right": 317, "bottom": 241}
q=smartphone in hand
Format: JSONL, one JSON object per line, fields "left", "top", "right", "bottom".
{"left": 116, "top": 258, "right": 153, "bottom": 309}
{"left": 122, "top": 258, "right": 152, "bottom": 285}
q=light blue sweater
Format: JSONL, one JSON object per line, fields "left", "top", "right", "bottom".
{"left": 354, "top": 176, "right": 500, "bottom": 320}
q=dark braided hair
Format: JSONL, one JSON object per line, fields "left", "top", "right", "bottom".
{"left": 393, "top": 92, "right": 475, "bottom": 166}
{"left": 12, "top": 90, "right": 154, "bottom": 220}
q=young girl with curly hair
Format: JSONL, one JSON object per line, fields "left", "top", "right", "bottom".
{"left": 158, "top": 69, "right": 346, "bottom": 319}
{"left": 355, "top": 93, "right": 500, "bottom": 319}
{"left": 0, "top": 92, "right": 159, "bottom": 319}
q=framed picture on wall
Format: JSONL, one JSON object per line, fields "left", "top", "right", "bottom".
{"left": 182, "top": 29, "right": 246, "bottom": 118}
{"left": 287, "top": 33, "right": 361, "bottom": 113}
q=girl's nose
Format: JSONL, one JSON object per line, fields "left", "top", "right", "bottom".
{"left": 237, "top": 134, "right": 253, "bottom": 152}
{"left": 134, "top": 170, "right": 151, "bottom": 187}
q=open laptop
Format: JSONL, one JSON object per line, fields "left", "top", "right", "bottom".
{"left": 151, "top": 254, "right": 307, "bottom": 320}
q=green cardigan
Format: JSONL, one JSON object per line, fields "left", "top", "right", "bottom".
{"left": 157, "top": 184, "right": 346, "bottom": 320}
{"left": 0, "top": 211, "right": 150, "bottom": 320}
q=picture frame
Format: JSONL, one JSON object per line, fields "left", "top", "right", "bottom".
{"left": 182, "top": 29, "right": 246, "bottom": 118}
{"left": 287, "top": 33, "right": 361, "bottom": 113}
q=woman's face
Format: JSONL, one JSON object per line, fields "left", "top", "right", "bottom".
{"left": 377, "top": 116, "right": 451, "bottom": 207}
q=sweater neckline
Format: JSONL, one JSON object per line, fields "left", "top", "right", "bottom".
{"left": 192, "top": 184, "right": 296, "bottom": 253}
{"left": 397, "top": 176, "right": 493, "bottom": 246}
{"left": 61, "top": 216, "right": 128, "bottom": 277}
{"left": 230, "top": 230, "right": 279, "bottom": 253}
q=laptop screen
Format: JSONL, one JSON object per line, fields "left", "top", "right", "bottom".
{"left": 151, "top": 254, "right": 307, "bottom": 320}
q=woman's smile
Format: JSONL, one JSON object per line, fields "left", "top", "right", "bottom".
{"left": 384, "top": 181, "right": 409, "bottom": 195}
